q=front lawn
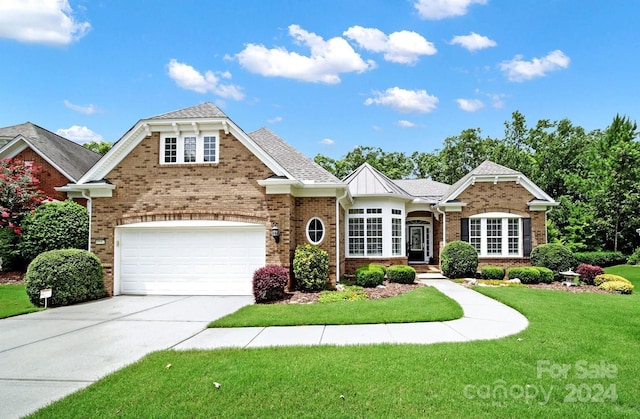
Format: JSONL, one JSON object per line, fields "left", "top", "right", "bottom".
{"left": 0, "top": 284, "right": 40, "bottom": 319}
{"left": 29, "top": 266, "right": 640, "bottom": 418}
{"left": 209, "top": 286, "right": 463, "bottom": 327}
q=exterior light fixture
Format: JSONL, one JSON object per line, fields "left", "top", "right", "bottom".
{"left": 271, "top": 223, "right": 280, "bottom": 243}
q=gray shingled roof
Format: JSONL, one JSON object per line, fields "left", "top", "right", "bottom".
{"left": 249, "top": 127, "right": 342, "bottom": 184}
{"left": 392, "top": 179, "right": 451, "bottom": 201}
{"left": 0, "top": 122, "right": 102, "bottom": 182}
{"left": 148, "top": 102, "right": 228, "bottom": 119}
{"left": 443, "top": 160, "right": 523, "bottom": 202}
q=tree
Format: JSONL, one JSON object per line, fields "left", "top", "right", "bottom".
{"left": 315, "top": 146, "right": 413, "bottom": 179}
{"left": 0, "top": 159, "right": 48, "bottom": 235}
{"left": 83, "top": 140, "right": 112, "bottom": 155}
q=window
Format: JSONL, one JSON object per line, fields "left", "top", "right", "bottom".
{"left": 348, "top": 217, "right": 365, "bottom": 256}
{"left": 161, "top": 134, "right": 218, "bottom": 164}
{"left": 392, "top": 217, "right": 402, "bottom": 256}
{"left": 465, "top": 216, "right": 522, "bottom": 257}
{"left": 347, "top": 207, "right": 387, "bottom": 257}
{"left": 508, "top": 219, "right": 520, "bottom": 255}
{"left": 486, "top": 219, "right": 502, "bottom": 255}
{"left": 367, "top": 216, "right": 383, "bottom": 256}
{"left": 306, "top": 217, "right": 325, "bottom": 244}
{"left": 470, "top": 219, "right": 481, "bottom": 253}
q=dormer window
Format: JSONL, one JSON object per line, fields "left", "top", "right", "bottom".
{"left": 161, "top": 134, "right": 218, "bottom": 164}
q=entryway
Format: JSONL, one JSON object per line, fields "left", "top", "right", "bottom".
{"left": 406, "top": 220, "right": 432, "bottom": 264}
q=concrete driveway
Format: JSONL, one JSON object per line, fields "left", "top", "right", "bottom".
{"left": 0, "top": 295, "right": 253, "bottom": 419}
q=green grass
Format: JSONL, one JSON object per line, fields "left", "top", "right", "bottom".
{"left": 209, "top": 286, "right": 463, "bottom": 327}
{"left": 0, "top": 284, "right": 40, "bottom": 318}
{"left": 28, "top": 266, "right": 640, "bottom": 418}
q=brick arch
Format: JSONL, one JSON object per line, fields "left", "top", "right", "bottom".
{"left": 115, "top": 211, "right": 270, "bottom": 227}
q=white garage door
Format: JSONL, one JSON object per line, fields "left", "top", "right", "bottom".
{"left": 115, "top": 221, "right": 265, "bottom": 296}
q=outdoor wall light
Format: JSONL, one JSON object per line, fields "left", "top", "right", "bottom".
{"left": 271, "top": 223, "right": 280, "bottom": 243}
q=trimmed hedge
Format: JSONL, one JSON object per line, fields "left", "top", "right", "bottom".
{"left": 573, "top": 251, "right": 627, "bottom": 268}
{"left": 253, "top": 265, "right": 289, "bottom": 303}
{"left": 293, "top": 244, "right": 329, "bottom": 292}
{"left": 355, "top": 265, "right": 385, "bottom": 288}
{"left": 575, "top": 263, "right": 604, "bottom": 286}
{"left": 441, "top": 241, "right": 478, "bottom": 279}
{"left": 627, "top": 248, "right": 640, "bottom": 265}
{"left": 533, "top": 267, "right": 554, "bottom": 284}
{"left": 599, "top": 281, "right": 634, "bottom": 294}
{"left": 508, "top": 267, "right": 541, "bottom": 284}
{"left": 594, "top": 274, "right": 632, "bottom": 286}
{"left": 530, "top": 243, "right": 575, "bottom": 279}
{"left": 481, "top": 266, "right": 505, "bottom": 280}
{"left": 24, "top": 249, "right": 105, "bottom": 307}
{"left": 387, "top": 265, "right": 416, "bottom": 284}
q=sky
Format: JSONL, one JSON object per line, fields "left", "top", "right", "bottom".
{"left": 1, "top": 0, "right": 639, "bottom": 160}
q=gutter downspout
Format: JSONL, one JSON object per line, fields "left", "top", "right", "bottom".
{"left": 545, "top": 207, "right": 553, "bottom": 244}
{"left": 81, "top": 190, "right": 92, "bottom": 251}
{"left": 435, "top": 206, "right": 446, "bottom": 262}
{"left": 335, "top": 188, "right": 349, "bottom": 283}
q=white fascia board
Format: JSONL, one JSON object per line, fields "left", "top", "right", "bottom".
{"left": 445, "top": 174, "right": 556, "bottom": 204}
{"left": 1, "top": 136, "right": 76, "bottom": 182}
{"left": 259, "top": 178, "right": 348, "bottom": 197}
{"left": 529, "top": 201, "right": 560, "bottom": 211}
{"left": 56, "top": 182, "right": 115, "bottom": 198}
{"left": 436, "top": 202, "right": 466, "bottom": 212}
{"left": 350, "top": 192, "right": 411, "bottom": 201}
{"left": 78, "top": 117, "right": 293, "bottom": 184}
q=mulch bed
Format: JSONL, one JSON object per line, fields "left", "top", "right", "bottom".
{"left": 271, "top": 281, "right": 423, "bottom": 304}
{"left": 0, "top": 271, "right": 24, "bottom": 285}
{"left": 525, "top": 282, "right": 610, "bottom": 294}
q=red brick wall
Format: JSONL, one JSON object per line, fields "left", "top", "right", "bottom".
{"left": 14, "top": 148, "right": 69, "bottom": 202}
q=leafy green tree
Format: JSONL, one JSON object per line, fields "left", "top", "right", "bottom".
{"left": 83, "top": 140, "right": 112, "bottom": 155}
{"left": 315, "top": 146, "right": 413, "bottom": 179}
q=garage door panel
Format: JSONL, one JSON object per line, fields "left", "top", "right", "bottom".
{"left": 118, "top": 225, "right": 265, "bottom": 296}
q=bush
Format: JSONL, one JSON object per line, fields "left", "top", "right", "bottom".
{"left": 387, "top": 265, "right": 416, "bottom": 284}
{"left": 573, "top": 251, "right": 627, "bottom": 268}
{"left": 0, "top": 227, "right": 23, "bottom": 271}
{"left": 481, "top": 266, "right": 505, "bottom": 280}
{"left": 507, "top": 267, "right": 541, "bottom": 284}
{"left": 627, "top": 248, "right": 640, "bottom": 265}
{"left": 594, "top": 274, "right": 632, "bottom": 286}
{"left": 293, "top": 244, "right": 329, "bottom": 292}
{"left": 440, "top": 241, "right": 478, "bottom": 278}
{"left": 19, "top": 201, "right": 89, "bottom": 262}
{"left": 530, "top": 243, "right": 575, "bottom": 279}
{"left": 24, "top": 249, "right": 105, "bottom": 307}
{"left": 575, "top": 264, "right": 604, "bottom": 286}
{"left": 369, "top": 263, "right": 387, "bottom": 275}
{"left": 355, "top": 265, "right": 385, "bottom": 288}
{"left": 252, "top": 265, "right": 289, "bottom": 303}
{"left": 318, "top": 286, "right": 367, "bottom": 303}
{"left": 598, "top": 281, "right": 634, "bottom": 294}
{"left": 533, "top": 267, "right": 554, "bottom": 284}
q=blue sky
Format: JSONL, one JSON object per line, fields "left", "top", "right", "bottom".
{"left": 1, "top": 0, "right": 638, "bottom": 160}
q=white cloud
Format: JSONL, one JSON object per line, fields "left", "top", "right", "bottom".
{"left": 167, "top": 59, "right": 244, "bottom": 100}
{"left": 450, "top": 32, "right": 496, "bottom": 51}
{"left": 414, "top": 0, "right": 487, "bottom": 20}
{"left": 372, "top": 125, "right": 382, "bottom": 131}
{"left": 64, "top": 100, "right": 98, "bottom": 115}
{"left": 268, "top": 116, "right": 283, "bottom": 124}
{"left": 56, "top": 125, "right": 103, "bottom": 144}
{"left": 396, "top": 120, "right": 417, "bottom": 128}
{"left": 488, "top": 93, "right": 506, "bottom": 108}
{"left": 365, "top": 87, "right": 438, "bottom": 113}
{"left": 319, "top": 138, "right": 335, "bottom": 145}
{"left": 500, "top": 50, "right": 570, "bottom": 82}
{"left": 236, "top": 24, "right": 375, "bottom": 84}
{"left": 456, "top": 98, "right": 485, "bottom": 112}
{"left": 344, "top": 26, "right": 436, "bottom": 64}
{"left": 0, "top": 0, "right": 90, "bottom": 45}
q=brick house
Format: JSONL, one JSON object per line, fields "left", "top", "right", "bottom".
{"left": 59, "top": 103, "right": 557, "bottom": 296}
{"left": 0, "top": 122, "right": 102, "bottom": 203}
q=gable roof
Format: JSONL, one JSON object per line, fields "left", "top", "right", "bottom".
{"left": 249, "top": 127, "right": 341, "bottom": 184}
{"left": 148, "top": 102, "right": 228, "bottom": 119}
{"left": 343, "top": 163, "right": 409, "bottom": 198}
{"left": 0, "top": 122, "right": 102, "bottom": 182}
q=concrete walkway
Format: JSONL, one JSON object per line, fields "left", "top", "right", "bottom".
{"left": 175, "top": 280, "right": 529, "bottom": 349}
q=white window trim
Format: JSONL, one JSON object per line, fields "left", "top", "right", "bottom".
{"left": 469, "top": 214, "right": 523, "bottom": 258}
{"left": 306, "top": 217, "right": 325, "bottom": 245}
{"left": 346, "top": 203, "right": 404, "bottom": 257}
{"left": 160, "top": 133, "right": 219, "bottom": 164}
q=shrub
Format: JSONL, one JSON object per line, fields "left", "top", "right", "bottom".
{"left": 0, "top": 227, "right": 23, "bottom": 271}
{"left": 369, "top": 263, "right": 387, "bottom": 275}
{"left": 481, "top": 266, "right": 505, "bottom": 280}
{"left": 627, "top": 248, "right": 640, "bottom": 265}
{"left": 387, "top": 265, "right": 416, "bottom": 284}
{"left": 253, "top": 265, "right": 289, "bottom": 303}
{"left": 440, "top": 241, "right": 478, "bottom": 279}
{"left": 24, "top": 249, "right": 105, "bottom": 307}
{"left": 318, "top": 286, "right": 367, "bottom": 303}
{"left": 355, "top": 265, "right": 385, "bottom": 288}
{"left": 594, "top": 274, "right": 632, "bottom": 286}
{"left": 575, "top": 264, "right": 605, "bottom": 286}
{"left": 507, "top": 267, "right": 541, "bottom": 284}
{"left": 293, "top": 244, "right": 329, "bottom": 292}
{"left": 598, "top": 281, "right": 634, "bottom": 294}
{"left": 530, "top": 243, "right": 575, "bottom": 279}
{"left": 19, "top": 201, "right": 89, "bottom": 262}
{"left": 533, "top": 267, "right": 554, "bottom": 284}
{"left": 573, "top": 251, "right": 627, "bottom": 268}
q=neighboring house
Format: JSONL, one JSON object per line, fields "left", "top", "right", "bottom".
{"left": 0, "top": 122, "right": 102, "bottom": 203}
{"left": 58, "top": 103, "right": 557, "bottom": 297}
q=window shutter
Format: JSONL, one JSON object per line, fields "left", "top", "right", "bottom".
{"left": 460, "top": 218, "right": 469, "bottom": 242}
{"left": 523, "top": 218, "right": 532, "bottom": 257}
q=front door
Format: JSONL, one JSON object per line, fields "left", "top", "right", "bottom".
{"left": 408, "top": 225, "right": 425, "bottom": 263}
